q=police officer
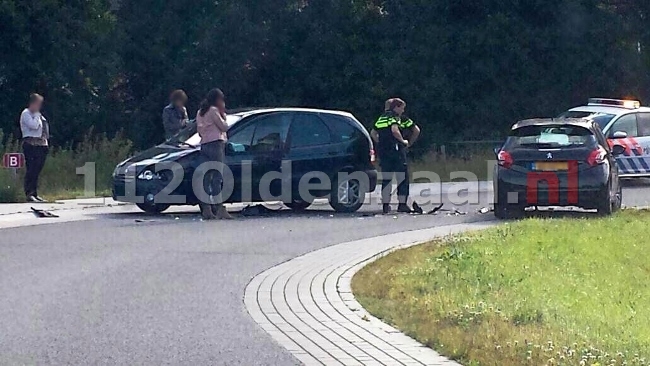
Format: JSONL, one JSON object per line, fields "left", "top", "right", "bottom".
{"left": 371, "top": 98, "right": 411, "bottom": 214}
{"left": 399, "top": 113, "right": 420, "bottom": 148}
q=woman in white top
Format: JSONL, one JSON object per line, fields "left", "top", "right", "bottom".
{"left": 20, "top": 93, "right": 49, "bottom": 202}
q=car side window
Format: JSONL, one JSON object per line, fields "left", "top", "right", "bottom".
{"left": 609, "top": 114, "right": 638, "bottom": 137}
{"left": 250, "top": 113, "right": 292, "bottom": 153}
{"left": 637, "top": 113, "right": 650, "bottom": 137}
{"left": 227, "top": 122, "right": 256, "bottom": 154}
{"left": 322, "top": 114, "right": 359, "bottom": 142}
{"left": 289, "top": 113, "right": 332, "bottom": 148}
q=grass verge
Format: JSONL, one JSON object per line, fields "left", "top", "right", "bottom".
{"left": 352, "top": 210, "right": 650, "bottom": 366}
{"left": 0, "top": 129, "right": 132, "bottom": 203}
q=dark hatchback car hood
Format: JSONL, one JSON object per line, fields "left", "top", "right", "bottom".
{"left": 114, "top": 144, "right": 199, "bottom": 175}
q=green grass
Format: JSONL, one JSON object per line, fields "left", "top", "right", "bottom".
{"left": 352, "top": 210, "right": 650, "bottom": 366}
{"left": 0, "top": 128, "right": 132, "bottom": 202}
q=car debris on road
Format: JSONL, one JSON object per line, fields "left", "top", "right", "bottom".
{"left": 30, "top": 207, "right": 59, "bottom": 218}
{"left": 239, "top": 204, "right": 282, "bottom": 217}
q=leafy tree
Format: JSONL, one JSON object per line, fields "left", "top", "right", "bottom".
{"left": 0, "top": 0, "right": 118, "bottom": 144}
{"left": 2, "top": 0, "right": 650, "bottom": 154}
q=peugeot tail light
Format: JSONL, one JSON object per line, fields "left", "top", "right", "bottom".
{"left": 497, "top": 150, "right": 513, "bottom": 169}
{"left": 587, "top": 147, "right": 607, "bottom": 167}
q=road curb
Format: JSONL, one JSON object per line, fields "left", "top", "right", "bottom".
{"left": 243, "top": 221, "right": 497, "bottom": 365}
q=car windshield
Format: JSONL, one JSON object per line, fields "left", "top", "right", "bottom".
{"left": 165, "top": 115, "right": 242, "bottom": 147}
{"left": 556, "top": 111, "right": 615, "bottom": 130}
{"left": 506, "top": 125, "right": 597, "bottom": 149}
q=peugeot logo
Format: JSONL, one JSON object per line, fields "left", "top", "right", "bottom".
{"left": 547, "top": 153, "right": 553, "bottom": 159}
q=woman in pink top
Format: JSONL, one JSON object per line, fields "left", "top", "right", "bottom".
{"left": 196, "top": 88, "right": 233, "bottom": 220}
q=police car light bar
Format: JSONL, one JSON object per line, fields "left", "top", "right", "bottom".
{"left": 588, "top": 98, "right": 640, "bottom": 109}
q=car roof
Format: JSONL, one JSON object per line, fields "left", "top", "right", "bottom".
{"left": 229, "top": 107, "right": 356, "bottom": 119}
{"left": 566, "top": 105, "right": 650, "bottom": 116}
{"left": 511, "top": 118, "right": 596, "bottom": 130}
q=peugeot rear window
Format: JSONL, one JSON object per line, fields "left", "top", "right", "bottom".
{"left": 506, "top": 125, "right": 597, "bottom": 149}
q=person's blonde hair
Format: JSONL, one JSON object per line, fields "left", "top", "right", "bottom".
{"left": 388, "top": 98, "right": 405, "bottom": 111}
{"left": 384, "top": 98, "right": 394, "bottom": 111}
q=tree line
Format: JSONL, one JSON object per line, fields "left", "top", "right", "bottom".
{"left": 1, "top": 0, "right": 649, "bottom": 155}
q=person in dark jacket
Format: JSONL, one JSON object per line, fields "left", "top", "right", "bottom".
{"left": 162, "top": 89, "right": 189, "bottom": 139}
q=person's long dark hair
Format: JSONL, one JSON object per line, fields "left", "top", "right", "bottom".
{"left": 198, "top": 88, "right": 224, "bottom": 117}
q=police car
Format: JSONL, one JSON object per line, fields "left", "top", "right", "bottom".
{"left": 558, "top": 98, "right": 650, "bottom": 177}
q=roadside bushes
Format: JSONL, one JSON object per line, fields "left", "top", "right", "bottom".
{"left": 0, "top": 129, "right": 133, "bottom": 203}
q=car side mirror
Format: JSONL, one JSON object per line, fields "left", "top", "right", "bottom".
{"left": 611, "top": 131, "right": 628, "bottom": 139}
{"left": 611, "top": 144, "right": 626, "bottom": 156}
{"left": 225, "top": 142, "right": 236, "bottom": 155}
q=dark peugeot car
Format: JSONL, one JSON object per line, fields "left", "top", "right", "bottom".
{"left": 493, "top": 118, "right": 626, "bottom": 219}
{"left": 112, "top": 108, "right": 377, "bottom": 214}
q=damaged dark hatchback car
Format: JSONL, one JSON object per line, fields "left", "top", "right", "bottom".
{"left": 112, "top": 108, "right": 378, "bottom": 214}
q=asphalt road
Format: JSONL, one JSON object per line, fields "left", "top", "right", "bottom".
{"left": 1, "top": 181, "right": 650, "bottom": 365}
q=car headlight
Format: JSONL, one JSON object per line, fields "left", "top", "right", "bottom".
{"left": 112, "top": 164, "right": 131, "bottom": 178}
{"left": 138, "top": 170, "right": 154, "bottom": 180}
{"left": 137, "top": 170, "right": 162, "bottom": 181}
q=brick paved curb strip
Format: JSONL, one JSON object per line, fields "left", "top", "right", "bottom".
{"left": 244, "top": 222, "right": 496, "bottom": 366}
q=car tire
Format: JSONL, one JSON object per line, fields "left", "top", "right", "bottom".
{"left": 494, "top": 202, "right": 524, "bottom": 220}
{"left": 494, "top": 189, "right": 524, "bottom": 220}
{"left": 595, "top": 184, "right": 614, "bottom": 216}
{"left": 612, "top": 182, "right": 622, "bottom": 213}
{"left": 285, "top": 199, "right": 312, "bottom": 211}
{"left": 136, "top": 203, "right": 171, "bottom": 214}
{"left": 329, "top": 175, "right": 366, "bottom": 213}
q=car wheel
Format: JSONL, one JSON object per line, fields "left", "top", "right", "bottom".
{"left": 494, "top": 202, "right": 524, "bottom": 219}
{"left": 285, "top": 199, "right": 312, "bottom": 211}
{"left": 329, "top": 175, "right": 365, "bottom": 213}
{"left": 612, "top": 182, "right": 622, "bottom": 212}
{"left": 136, "top": 203, "right": 171, "bottom": 214}
{"left": 494, "top": 189, "right": 524, "bottom": 220}
{"left": 595, "top": 185, "right": 614, "bottom": 216}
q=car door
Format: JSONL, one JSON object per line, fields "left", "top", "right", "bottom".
{"left": 285, "top": 112, "right": 335, "bottom": 202}
{"left": 636, "top": 112, "right": 650, "bottom": 173}
{"left": 223, "top": 120, "right": 257, "bottom": 202}
{"left": 244, "top": 112, "right": 292, "bottom": 201}
{"left": 606, "top": 113, "right": 647, "bottom": 175}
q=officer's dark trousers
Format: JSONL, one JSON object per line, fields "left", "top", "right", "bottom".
{"left": 200, "top": 140, "right": 226, "bottom": 203}
{"left": 380, "top": 157, "right": 409, "bottom": 205}
{"left": 22, "top": 141, "right": 49, "bottom": 198}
